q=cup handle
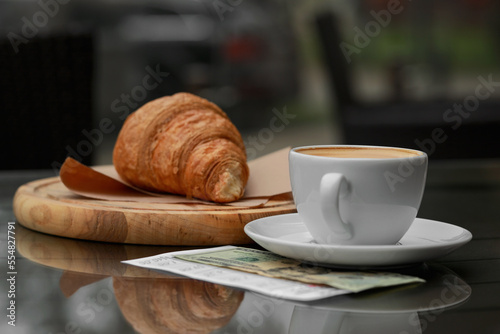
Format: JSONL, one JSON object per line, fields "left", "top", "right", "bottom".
{"left": 320, "top": 173, "right": 352, "bottom": 240}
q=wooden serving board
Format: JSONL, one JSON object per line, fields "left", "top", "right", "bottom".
{"left": 13, "top": 177, "right": 296, "bottom": 245}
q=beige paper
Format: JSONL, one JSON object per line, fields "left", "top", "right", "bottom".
{"left": 244, "top": 147, "right": 291, "bottom": 197}
{"left": 59, "top": 147, "right": 292, "bottom": 208}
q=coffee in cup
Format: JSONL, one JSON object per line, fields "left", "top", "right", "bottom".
{"left": 289, "top": 145, "right": 427, "bottom": 245}
{"left": 296, "top": 146, "right": 420, "bottom": 159}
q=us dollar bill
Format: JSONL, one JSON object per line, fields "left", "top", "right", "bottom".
{"left": 175, "top": 247, "right": 425, "bottom": 293}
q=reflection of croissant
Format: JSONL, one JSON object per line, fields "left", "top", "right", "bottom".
{"left": 113, "top": 277, "right": 244, "bottom": 334}
{"left": 113, "top": 93, "right": 249, "bottom": 203}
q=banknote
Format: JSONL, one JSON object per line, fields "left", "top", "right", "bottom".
{"left": 175, "top": 247, "right": 425, "bottom": 293}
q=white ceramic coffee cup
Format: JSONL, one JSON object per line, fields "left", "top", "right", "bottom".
{"left": 289, "top": 145, "right": 428, "bottom": 245}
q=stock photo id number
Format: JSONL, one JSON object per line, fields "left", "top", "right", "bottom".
{"left": 6, "top": 222, "right": 16, "bottom": 327}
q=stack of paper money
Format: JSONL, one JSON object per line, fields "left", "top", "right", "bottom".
{"left": 175, "top": 246, "right": 424, "bottom": 293}
{"left": 123, "top": 246, "right": 424, "bottom": 301}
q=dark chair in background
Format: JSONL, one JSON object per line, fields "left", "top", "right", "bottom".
{"left": 0, "top": 31, "right": 94, "bottom": 170}
{"left": 315, "top": 11, "right": 500, "bottom": 160}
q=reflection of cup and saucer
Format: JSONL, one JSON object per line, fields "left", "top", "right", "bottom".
{"left": 214, "top": 263, "right": 471, "bottom": 334}
{"left": 287, "top": 263, "right": 471, "bottom": 334}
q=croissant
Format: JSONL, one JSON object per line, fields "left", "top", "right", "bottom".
{"left": 113, "top": 92, "right": 249, "bottom": 203}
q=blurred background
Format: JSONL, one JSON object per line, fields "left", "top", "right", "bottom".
{"left": 1, "top": 0, "right": 500, "bottom": 170}
{"left": 1, "top": 2, "right": 500, "bottom": 333}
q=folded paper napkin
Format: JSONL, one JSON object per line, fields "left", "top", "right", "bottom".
{"left": 59, "top": 147, "right": 292, "bottom": 208}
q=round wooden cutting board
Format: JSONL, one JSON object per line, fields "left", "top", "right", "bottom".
{"left": 13, "top": 177, "right": 296, "bottom": 245}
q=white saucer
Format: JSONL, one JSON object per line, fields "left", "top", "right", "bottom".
{"left": 244, "top": 214, "right": 472, "bottom": 268}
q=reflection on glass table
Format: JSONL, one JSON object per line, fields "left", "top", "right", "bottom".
{"left": 17, "top": 224, "right": 471, "bottom": 334}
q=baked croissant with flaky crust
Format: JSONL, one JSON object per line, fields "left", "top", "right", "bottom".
{"left": 113, "top": 92, "right": 249, "bottom": 203}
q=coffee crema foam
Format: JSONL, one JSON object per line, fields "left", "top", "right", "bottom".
{"left": 296, "top": 147, "right": 421, "bottom": 159}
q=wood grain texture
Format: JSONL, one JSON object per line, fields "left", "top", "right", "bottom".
{"left": 13, "top": 177, "right": 296, "bottom": 245}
